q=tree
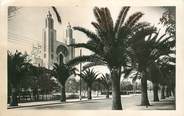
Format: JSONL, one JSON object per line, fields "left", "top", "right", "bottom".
{"left": 30, "top": 66, "right": 61, "bottom": 101}
{"left": 65, "top": 78, "right": 79, "bottom": 94}
{"left": 36, "top": 68, "right": 54, "bottom": 100}
{"left": 159, "top": 7, "right": 176, "bottom": 99}
{"left": 8, "top": 50, "right": 31, "bottom": 106}
{"left": 160, "top": 7, "right": 175, "bottom": 36}
{"left": 148, "top": 62, "right": 162, "bottom": 101}
{"left": 29, "top": 66, "right": 48, "bottom": 101}
{"left": 99, "top": 73, "right": 111, "bottom": 98}
{"left": 67, "top": 6, "right": 153, "bottom": 110}
{"left": 53, "top": 41, "right": 78, "bottom": 102}
{"left": 120, "top": 81, "right": 133, "bottom": 92}
{"left": 79, "top": 69, "right": 99, "bottom": 100}
{"left": 130, "top": 29, "right": 175, "bottom": 105}
{"left": 52, "top": 63, "right": 77, "bottom": 102}
{"left": 158, "top": 57, "right": 175, "bottom": 98}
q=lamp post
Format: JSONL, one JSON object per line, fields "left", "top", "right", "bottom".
{"left": 79, "top": 49, "right": 82, "bottom": 100}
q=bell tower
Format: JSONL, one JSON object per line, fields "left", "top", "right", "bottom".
{"left": 42, "top": 11, "right": 56, "bottom": 69}
{"left": 66, "top": 22, "right": 75, "bottom": 61}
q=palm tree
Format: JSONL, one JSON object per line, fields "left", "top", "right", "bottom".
{"left": 8, "top": 50, "right": 30, "bottom": 106}
{"left": 160, "top": 7, "right": 175, "bottom": 36}
{"left": 53, "top": 41, "right": 78, "bottom": 102}
{"left": 67, "top": 6, "right": 154, "bottom": 110}
{"left": 130, "top": 30, "right": 175, "bottom": 105}
{"left": 79, "top": 69, "right": 99, "bottom": 100}
{"left": 158, "top": 57, "right": 175, "bottom": 99}
{"left": 52, "top": 62, "right": 77, "bottom": 102}
{"left": 30, "top": 65, "right": 51, "bottom": 101}
{"left": 99, "top": 73, "right": 111, "bottom": 98}
{"left": 148, "top": 62, "right": 162, "bottom": 101}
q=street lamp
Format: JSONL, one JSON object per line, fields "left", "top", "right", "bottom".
{"left": 79, "top": 49, "right": 82, "bottom": 100}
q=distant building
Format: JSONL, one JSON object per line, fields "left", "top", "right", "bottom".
{"left": 31, "top": 43, "right": 43, "bottom": 67}
{"left": 31, "top": 11, "right": 75, "bottom": 69}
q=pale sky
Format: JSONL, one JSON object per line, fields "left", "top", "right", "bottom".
{"left": 8, "top": 6, "right": 166, "bottom": 77}
{"left": 8, "top": 6, "right": 165, "bottom": 54}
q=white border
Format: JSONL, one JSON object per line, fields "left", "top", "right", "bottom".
{"left": 0, "top": 0, "right": 184, "bottom": 116}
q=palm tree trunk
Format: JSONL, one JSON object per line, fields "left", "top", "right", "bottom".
{"left": 60, "top": 84, "right": 66, "bottom": 102}
{"left": 10, "top": 87, "right": 18, "bottom": 106}
{"left": 37, "top": 91, "right": 39, "bottom": 101}
{"left": 140, "top": 71, "right": 150, "bottom": 106}
{"left": 45, "top": 92, "right": 47, "bottom": 101}
{"left": 153, "top": 83, "right": 159, "bottom": 101}
{"left": 169, "top": 88, "right": 172, "bottom": 96}
{"left": 111, "top": 67, "right": 122, "bottom": 110}
{"left": 171, "top": 87, "right": 175, "bottom": 97}
{"left": 106, "top": 88, "right": 110, "bottom": 98}
{"left": 87, "top": 86, "right": 92, "bottom": 100}
{"left": 161, "top": 85, "right": 165, "bottom": 99}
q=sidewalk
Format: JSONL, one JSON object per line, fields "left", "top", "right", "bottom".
{"left": 7, "top": 95, "right": 106, "bottom": 109}
{"left": 125, "top": 96, "right": 175, "bottom": 110}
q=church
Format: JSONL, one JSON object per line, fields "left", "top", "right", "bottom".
{"left": 31, "top": 11, "right": 75, "bottom": 69}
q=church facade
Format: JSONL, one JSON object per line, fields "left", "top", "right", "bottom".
{"left": 31, "top": 11, "right": 75, "bottom": 69}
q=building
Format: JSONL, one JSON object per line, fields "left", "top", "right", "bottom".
{"left": 65, "top": 22, "right": 75, "bottom": 61}
{"left": 31, "top": 11, "right": 75, "bottom": 69}
{"left": 30, "top": 43, "right": 43, "bottom": 67}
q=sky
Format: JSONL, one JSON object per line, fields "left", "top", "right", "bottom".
{"left": 8, "top": 6, "right": 166, "bottom": 53}
{"left": 8, "top": 6, "right": 167, "bottom": 78}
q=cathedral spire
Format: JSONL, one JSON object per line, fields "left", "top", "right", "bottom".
{"left": 48, "top": 11, "right": 52, "bottom": 17}
{"left": 66, "top": 22, "right": 73, "bottom": 44}
{"left": 65, "top": 22, "right": 75, "bottom": 60}
{"left": 42, "top": 11, "right": 56, "bottom": 69}
{"left": 67, "top": 22, "right": 71, "bottom": 28}
{"left": 45, "top": 11, "right": 54, "bottom": 29}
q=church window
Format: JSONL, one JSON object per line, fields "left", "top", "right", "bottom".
{"left": 44, "top": 32, "right": 46, "bottom": 52}
{"left": 51, "top": 32, "right": 54, "bottom": 52}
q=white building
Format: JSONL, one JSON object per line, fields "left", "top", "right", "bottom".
{"left": 30, "top": 43, "right": 43, "bottom": 67}
{"left": 32, "top": 11, "right": 75, "bottom": 69}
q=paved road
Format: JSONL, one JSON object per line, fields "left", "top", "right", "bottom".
{"left": 15, "top": 93, "right": 175, "bottom": 110}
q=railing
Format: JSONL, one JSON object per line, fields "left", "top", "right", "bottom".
{"left": 101, "top": 90, "right": 141, "bottom": 95}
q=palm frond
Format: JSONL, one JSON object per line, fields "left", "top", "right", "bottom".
{"left": 132, "top": 22, "right": 151, "bottom": 32}
{"left": 73, "top": 26, "right": 101, "bottom": 43}
{"left": 99, "top": 73, "right": 111, "bottom": 88}
{"left": 69, "top": 43, "right": 101, "bottom": 55}
{"left": 91, "top": 22, "right": 102, "bottom": 34}
{"left": 103, "top": 7, "right": 114, "bottom": 32}
{"left": 52, "top": 6, "right": 62, "bottom": 24}
{"left": 79, "top": 68, "right": 99, "bottom": 86}
{"left": 106, "top": 7, "right": 114, "bottom": 30}
{"left": 52, "top": 62, "right": 76, "bottom": 85}
{"left": 93, "top": 7, "right": 103, "bottom": 28}
{"left": 66, "top": 54, "right": 106, "bottom": 67}
{"left": 82, "top": 61, "right": 107, "bottom": 71}
{"left": 114, "top": 7, "right": 130, "bottom": 32}
{"left": 125, "top": 12, "right": 144, "bottom": 28}
{"left": 158, "top": 35, "right": 175, "bottom": 45}
{"left": 156, "top": 33, "right": 166, "bottom": 43}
